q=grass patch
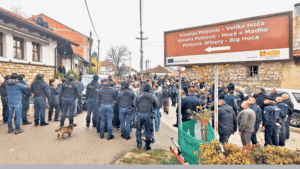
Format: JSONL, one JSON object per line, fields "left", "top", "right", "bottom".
{"left": 119, "top": 148, "right": 181, "bottom": 165}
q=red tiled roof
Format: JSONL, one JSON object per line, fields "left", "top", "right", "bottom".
{"left": 100, "top": 61, "right": 117, "bottom": 71}
{"left": 0, "top": 7, "right": 78, "bottom": 46}
{"left": 142, "top": 65, "right": 170, "bottom": 74}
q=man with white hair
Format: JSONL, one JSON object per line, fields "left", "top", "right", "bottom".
{"left": 239, "top": 83, "right": 248, "bottom": 93}
{"left": 268, "top": 88, "right": 280, "bottom": 102}
{"left": 237, "top": 101, "right": 256, "bottom": 146}
{"left": 281, "top": 93, "right": 294, "bottom": 139}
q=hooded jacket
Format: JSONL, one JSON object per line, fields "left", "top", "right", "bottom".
{"left": 6, "top": 79, "right": 29, "bottom": 107}
{"left": 217, "top": 104, "right": 237, "bottom": 135}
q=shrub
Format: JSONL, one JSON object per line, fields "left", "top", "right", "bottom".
{"left": 65, "top": 70, "right": 79, "bottom": 81}
{"left": 55, "top": 73, "right": 64, "bottom": 79}
{"left": 195, "top": 140, "right": 300, "bottom": 165}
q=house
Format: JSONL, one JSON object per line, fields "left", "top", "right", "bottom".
{"left": 0, "top": 7, "right": 79, "bottom": 85}
{"left": 99, "top": 61, "right": 117, "bottom": 75}
{"left": 28, "top": 14, "right": 91, "bottom": 75}
{"left": 140, "top": 65, "right": 175, "bottom": 78}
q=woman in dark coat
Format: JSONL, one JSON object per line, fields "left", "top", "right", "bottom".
{"left": 48, "top": 79, "right": 60, "bottom": 121}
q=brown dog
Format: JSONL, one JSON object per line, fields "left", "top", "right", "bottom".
{"left": 55, "top": 123, "right": 77, "bottom": 139}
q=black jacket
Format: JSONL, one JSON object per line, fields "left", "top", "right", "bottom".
{"left": 282, "top": 99, "right": 294, "bottom": 117}
{"left": 228, "top": 83, "right": 234, "bottom": 92}
{"left": 216, "top": 104, "right": 237, "bottom": 135}
{"left": 58, "top": 66, "right": 66, "bottom": 74}
{"left": 0, "top": 81, "right": 8, "bottom": 97}
{"left": 179, "top": 95, "right": 201, "bottom": 122}
{"left": 31, "top": 79, "right": 51, "bottom": 100}
{"left": 256, "top": 92, "right": 267, "bottom": 109}
{"left": 49, "top": 85, "right": 60, "bottom": 105}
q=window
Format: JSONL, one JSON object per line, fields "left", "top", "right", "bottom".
{"left": 247, "top": 66, "right": 258, "bottom": 78}
{"left": 32, "top": 42, "right": 40, "bottom": 61}
{"left": 13, "top": 37, "right": 24, "bottom": 59}
{"left": 0, "top": 32, "right": 3, "bottom": 56}
{"left": 293, "top": 93, "right": 300, "bottom": 103}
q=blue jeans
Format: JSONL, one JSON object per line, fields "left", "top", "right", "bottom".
{"left": 100, "top": 104, "right": 114, "bottom": 136}
{"left": 8, "top": 106, "right": 22, "bottom": 129}
{"left": 61, "top": 98, "right": 76, "bottom": 125}
{"left": 136, "top": 113, "right": 154, "bottom": 144}
{"left": 265, "top": 124, "right": 279, "bottom": 146}
{"left": 119, "top": 107, "right": 132, "bottom": 136}
{"left": 1, "top": 97, "right": 9, "bottom": 122}
{"left": 154, "top": 108, "right": 161, "bottom": 131}
{"left": 34, "top": 97, "right": 47, "bottom": 123}
{"left": 86, "top": 99, "right": 97, "bottom": 125}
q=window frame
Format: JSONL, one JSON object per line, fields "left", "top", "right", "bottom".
{"left": 32, "top": 42, "right": 40, "bottom": 62}
{"left": 247, "top": 65, "right": 258, "bottom": 78}
{"left": 13, "top": 36, "right": 24, "bottom": 59}
{"left": 292, "top": 92, "right": 300, "bottom": 103}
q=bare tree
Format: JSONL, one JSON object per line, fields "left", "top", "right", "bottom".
{"left": 106, "top": 45, "right": 129, "bottom": 77}
{"left": 11, "top": 6, "right": 28, "bottom": 18}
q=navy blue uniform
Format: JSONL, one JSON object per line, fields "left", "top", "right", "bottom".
{"left": 250, "top": 103, "right": 262, "bottom": 144}
{"left": 31, "top": 79, "right": 51, "bottom": 125}
{"left": 85, "top": 80, "right": 100, "bottom": 126}
{"left": 0, "top": 81, "right": 9, "bottom": 123}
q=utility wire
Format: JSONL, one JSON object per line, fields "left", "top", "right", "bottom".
{"left": 84, "top": 0, "right": 99, "bottom": 40}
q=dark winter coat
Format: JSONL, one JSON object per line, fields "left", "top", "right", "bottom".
{"left": 217, "top": 104, "right": 237, "bottom": 135}
{"left": 58, "top": 66, "right": 66, "bottom": 74}
{"left": 49, "top": 85, "right": 60, "bottom": 106}
{"left": 179, "top": 95, "right": 201, "bottom": 122}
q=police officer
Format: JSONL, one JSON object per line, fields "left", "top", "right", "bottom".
{"left": 170, "top": 81, "right": 178, "bottom": 107}
{"left": 97, "top": 79, "right": 118, "bottom": 140}
{"left": 225, "top": 90, "right": 238, "bottom": 113}
{"left": 117, "top": 81, "right": 135, "bottom": 140}
{"left": 0, "top": 75, "right": 10, "bottom": 124}
{"left": 57, "top": 78, "right": 67, "bottom": 121}
{"left": 86, "top": 75, "right": 100, "bottom": 127}
{"left": 59, "top": 74, "right": 81, "bottom": 127}
{"left": 6, "top": 73, "right": 29, "bottom": 134}
{"left": 281, "top": 94, "right": 293, "bottom": 139}
{"left": 18, "top": 74, "right": 32, "bottom": 125}
{"left": 276, "top": 97, "right": 288, "bottom": 146}
{"left": 262, "top": 99, "right": 282, "bottom": 146}
{"left": 248, "top": 97, "right": 262, "bottom": 145}
{"left": 134, "top": 83, "right": 159, "bottom": 150}
{"left": 31, "top": 73, "right": 51, "bottom": 126}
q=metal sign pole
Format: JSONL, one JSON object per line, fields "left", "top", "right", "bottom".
{"left": 178, "top": 66, "right": 182, "bottom": 126}
{"left": 214, "top": 65, "right": 219, "bottom": 140}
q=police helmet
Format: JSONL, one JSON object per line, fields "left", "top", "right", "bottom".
{"left": 36, "top": 73, "right": 44, "bottom": 78}
{"left": 62, "top": 78, "right": 67, "bottom": 83}
{"left": 11, "top": 73, "right": 18, "bottom": 79}
{"left": 143, "top": 83, "right": 151, "bottom": 91}
{"left": 67, "top": 74, "right": 75, "bottom": 80}
{"left": 121, "top": 81, "right": 129, "bottom": 89}
{"left": 93, "top": 75, "right": 99, "bottom": 81}
{"left": 4, "top": 75, "right": 11, "bottom": 80}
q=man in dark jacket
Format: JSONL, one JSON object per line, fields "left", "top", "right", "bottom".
{"left": 262, "top": 99, "right": 282, "bottom": 146}
{"left": 276, "top": 97, "right": 288, "bottom": 146}
{"left": 268, "top": 88, "right": 280, "bottom": 102}
{"left": 182, "top": 79, "right": 188, "bottom": 96}
{"left": 77, "top": 77, "right": 84, "bottom": 114}
{"left": 237, "top": 101, "right": 256, "bottom": 146}
{"left": 235, "top": 86, "right": 245, "bottom": 112}
{"left": 281, "top": 94, "right": 294, "bottom": 139}
{"left": 6, "top": 73, "right": 29, "bottom": 134}
{"left": 219, "top": 88, "right": 229, "bottom": 100}
{"left": 59, "top": 74, "right": 81, "bottom": 127}
{"left": 180, "top": 88, "right": 201, "bottom": 137}
{"left": 18, "top": 75, "right": 32, "bottom": 125}
{"left": 58, "top": 64, "right": 66, "bottom": 74}
{"left": 48, "top": 79, "right": 60, "bottom": 121}
{"left": 97, "top": 79, "right": 118, "bottom": 140}
{"left": 217, "top": 99, "right": 237, "bottom": 144}
{"left": 0, "top": 75, "right": 10, "bottom": 123}
{"left": 228, "top": 81, "right": 234, "bottom": 92}
{"left": 225, "top": 91, "right": 238, "bottom": 113}
{"left": 117, "top": 81, "right": 135, "bottom": 140}
{"left": 134, "top": 83, "right": 159, "bottom": 150}
{"left": 256, "top": 88, "right": 267, "bottom": 110}
{"left": 31, "top": 73, "right": 51, "bottom": 126}
{"left": 248, "top": 97, "right": 262, "bottom": 145}
{"left": 153, "top": 84, "right": 163, "bottom": 131}
{"left": 170, "top": 81, "right": 178, "bottom": 107}
{"left": 86, "top": 75, "right": 100, "bottom": 128}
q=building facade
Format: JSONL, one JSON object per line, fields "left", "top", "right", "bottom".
{"left": 0, "top": 7, "right": 78, "bottom": 85}
{"left": 29, "top": 14, "right": 90, "bottom": 75}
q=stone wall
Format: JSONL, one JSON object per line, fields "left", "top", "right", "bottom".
{"left": 185, "top": 61, "right": 291, "bottom": 93}
{"left": 0, "top": 62, "right": 55, "bottom": 86}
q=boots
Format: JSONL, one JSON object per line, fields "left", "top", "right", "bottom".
{"left": 137, "top": 142, "right": 142, "bottom": 149}
{"left": 144, "top": 141, "right": 151, "bottom": 151}
{"left": 107, "top": 135, "right": 115, "bottom": 140}
{"left": 40, "top": 122, "right": 49, "bottom": 126}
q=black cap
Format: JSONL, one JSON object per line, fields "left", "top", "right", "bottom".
{"left": 121, "top": 81, "right": 129, "bottom": 89}
{"left": 93, "top": 75, "right": 99, "bottom": 81}
{"left": 36, "top": 73, "right": 44, "bottom": 78}
{"left": 143, "top": 84, "right": 151, "bottom": 91}
{"left": 11, "top": 73, "right": 18, "bottom": 79}
{"left": 102, "top": 79, "right": 108, "bottom": 82}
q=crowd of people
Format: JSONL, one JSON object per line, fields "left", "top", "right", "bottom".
{"left": 0, "top": 72, "right": 295, "bottom": 150}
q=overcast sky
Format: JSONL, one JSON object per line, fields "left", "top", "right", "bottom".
{"left": 1, "top": 0, "right": 300, "bottom": 71}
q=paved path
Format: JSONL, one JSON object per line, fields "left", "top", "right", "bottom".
{"left": 0, "top": 108, "right": 177, "bottom": 165}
